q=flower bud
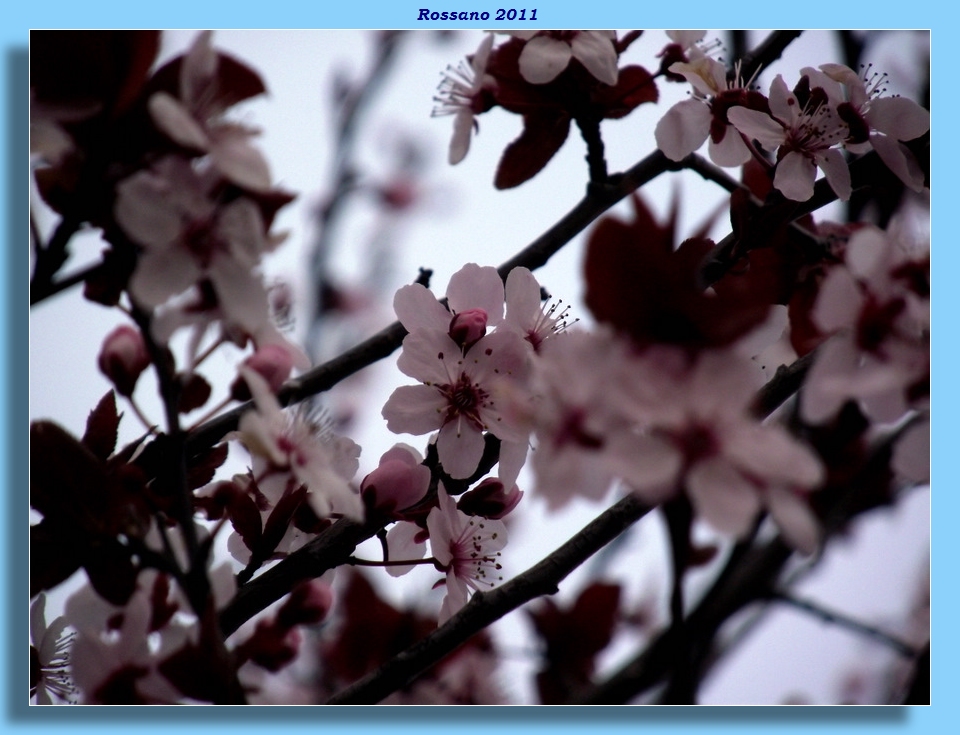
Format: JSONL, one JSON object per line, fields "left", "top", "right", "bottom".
{"left": 97, "top": 325, "right": 150, "bottom": 396}
{"left": 457, "top": 478, "right": 523, "bottom": 519}
{"left": 362, "top": 445, "right": 431, "bottom": 518}
{"left": 449, "top": 308, "right": 488, "bottom": 349}
{"left": 230, "top": 344, "right": 295, "bottom": 401}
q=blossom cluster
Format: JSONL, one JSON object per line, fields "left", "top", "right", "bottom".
{"left": 654, "top": 32, "right": 929, "bottom": 202}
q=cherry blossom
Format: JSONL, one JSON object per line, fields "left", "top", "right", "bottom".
{"left": 427, "top": 486, "right": 508, "bottom": 624}
{"left": 64, "top": 572, "right": 192, "bottom": 704}
{"left": 147, "top": 30, "right": 272, "bottom": 192}
{"left": 727, "top": 74, "right": 851, "bottom": 201}
{"left": 30, "top": 594, "right": 76, "bottom": 704}
{"left": 813, "top": 63, "right": 929, "bottom": 192}
{"left": 800, "top": 226, "right": 929, "bottom": 424}
{"left": 114, "top": 155, "right": 273, "bottom": 332}
{"left": 618, "top": 348, "right": 825, "bottom": 553}
{"left": 432, "top": 33, "right": 496, "bottom": 165}
{"left": 503, "top": 31, "right": 619, "bottom": 86}
{"left": 234, "top": 367, "right": 363, "bottom": 520}
{"left": 515, "top": 330, "right": 681, "bottom": 511}
{"left": 382, "top": 328, "right": 530, "bottom": 479}
{"left": 655, "top": 56, "right": 761, "bottom": 167}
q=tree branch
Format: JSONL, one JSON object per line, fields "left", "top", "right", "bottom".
{"left": 325, "top": 493, "right": 654, "bottom": 704}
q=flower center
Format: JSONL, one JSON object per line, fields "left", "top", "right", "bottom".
{"left": 440, "top": 373, "right": 488, "bottom": 431}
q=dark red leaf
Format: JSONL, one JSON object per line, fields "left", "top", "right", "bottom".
{"left": 30, "top": 520, "right": 82, "bottom": 597}
{"left": 494, "top": 112, "right": 571, "bottom": 189}
{"left": 225, "top": 488, "right": 262, "bottom": 553}
{"left": 594, "top": 65, "right": 658, "bottom": 119}
{"left": 30, "top": 31, "right": 161, "bottom": 117}
{"left": 84, "top": 543, "right": 140, "bottom": 606}
{"left": 186, "top": 442, "right": 229, "bottom": 491}
{"left": 83, "top": 390, "right": 121, "bottom": 461}
{"left": 584, "top": 194, "right": 772, "bottom": 350}
{"left": 30, "top": 420, "right": 108, "bottom": 522}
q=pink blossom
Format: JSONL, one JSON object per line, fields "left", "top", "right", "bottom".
{"left": 457, "top": 477, "right": 523, "bottom": 520}
{"left": 727, "top": 74, "right": 851, "bottom": 201}
{"left": 234, "top": 367, "right": 362, "bottom": 520}
{"left": 427, "top": 486, "right": 507, "bottom": 624}
{"left": 114, "top": 155, "right": 272, "bottom": 329}
{"left": 147, "top": 30, "right": 272, "bottom": 191}
{"left": 522, "top": 332, "right": 824, "bottom": 552}
{"left": 621, "top": 348, "right": 825, "bottom": 553}
{"left": 801, "top": 226, "right": 929, "bottom": 424}
{"left": 655, "top": 56, "right": 755, "bottom": 167}
{"left": 815, "top": 63, "right": 929, "bottom": 192}
{"left": 231, "top": 343, "right": 301, "bottom": 400}
{"left": 382, "top": 328, "right": 530, "bottom": 480}
{"left": 432, "top": 34, "right": 496, "bottom": 165}
{"left": 64, "top": 572, "right": 192, "bottom": 704}
{"left": 30, "top": 594, "right": 76, "bottom": 704}
{"left": 518, "top": 331, "right": 681, "bottom": 511}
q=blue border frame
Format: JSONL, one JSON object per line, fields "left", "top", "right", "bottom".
{"left": 10, "top": 4, "right": 946, "bottom": 732}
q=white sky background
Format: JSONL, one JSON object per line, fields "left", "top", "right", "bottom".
{"left": 29, "top": 29, "right": 930, "bottom": 704}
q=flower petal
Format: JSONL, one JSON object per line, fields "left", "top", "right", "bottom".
{"left": 866, "top": 96, "right": 929, "bottom": 141}
{"left": 773, "top": 151, "right": 816, "bottom": 202}
{"left": 870, "top": 133, "right": 926, "bottom": 192}
{"left": 382, "top": 384, "right": 447, "bottom": 435}
{"left": 655, "top": 99, "right": 711, "bottom": 161}
{"left": 447, "top": 263, "right": 504, "bottom": 325}
{"left": 436, "top": 421, "right": 486, "bottom": 479}
{"left": 726, "top": 106, "right": 786, "bottom": 151}
{"left": 767, "top": 487, "right": 820, "bottom": 555}
{"left": 384, "top": 522, "right": 427, "bottom": 577}
{"left": 396, "top": 330, "right": 460, "bottom": 384}
{"left": 570, "top": 31, "right": 619, "bottom": 86}
{"left": 518, "top": 35, "right": 573, "bottom": 84}
{"left": 687, "top": 458, "right": 761, "bottom": 538}
{"left": 708, "top": 125, "right": 752, "bottom": 167}
{"left": 815, "top": 147, "right": 851, "bottom": 202}
{"left": 393, "top": 283, "right": 451, "bottom": 333}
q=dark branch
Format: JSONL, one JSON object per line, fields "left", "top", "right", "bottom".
{"left": 325, "top": 493, "right": 654, "bottom": 704}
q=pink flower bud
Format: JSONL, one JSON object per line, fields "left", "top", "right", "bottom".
{"left": 361, "top": 444, "right": 431, "bottom": 517}
{"left": 457, "top": 478, "right": 523, "bottom": 519}
{"left": 449, "top": 308, "right": 488, "bottom": 348}
{"left": 230, "top": 344, "right": 295, "bottom": 401}
{"left": 97, "top": 325, "right": 150, "bottom": 396}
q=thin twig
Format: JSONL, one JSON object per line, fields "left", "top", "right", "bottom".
{"left": 767, "top": 590, "right": 920, "bottom": 658}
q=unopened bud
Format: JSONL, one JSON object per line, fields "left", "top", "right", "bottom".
{"left": 449, "top": 308, "right": 488, "bottom": 348}
{"left": 97, "top": 325, "right": 150, "bottom": 396}
{"left": 361, "top": 444, "right": 431, "bottom": 517}
{"left": 457, "top": 478, "right": 523, "bottom": 519}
